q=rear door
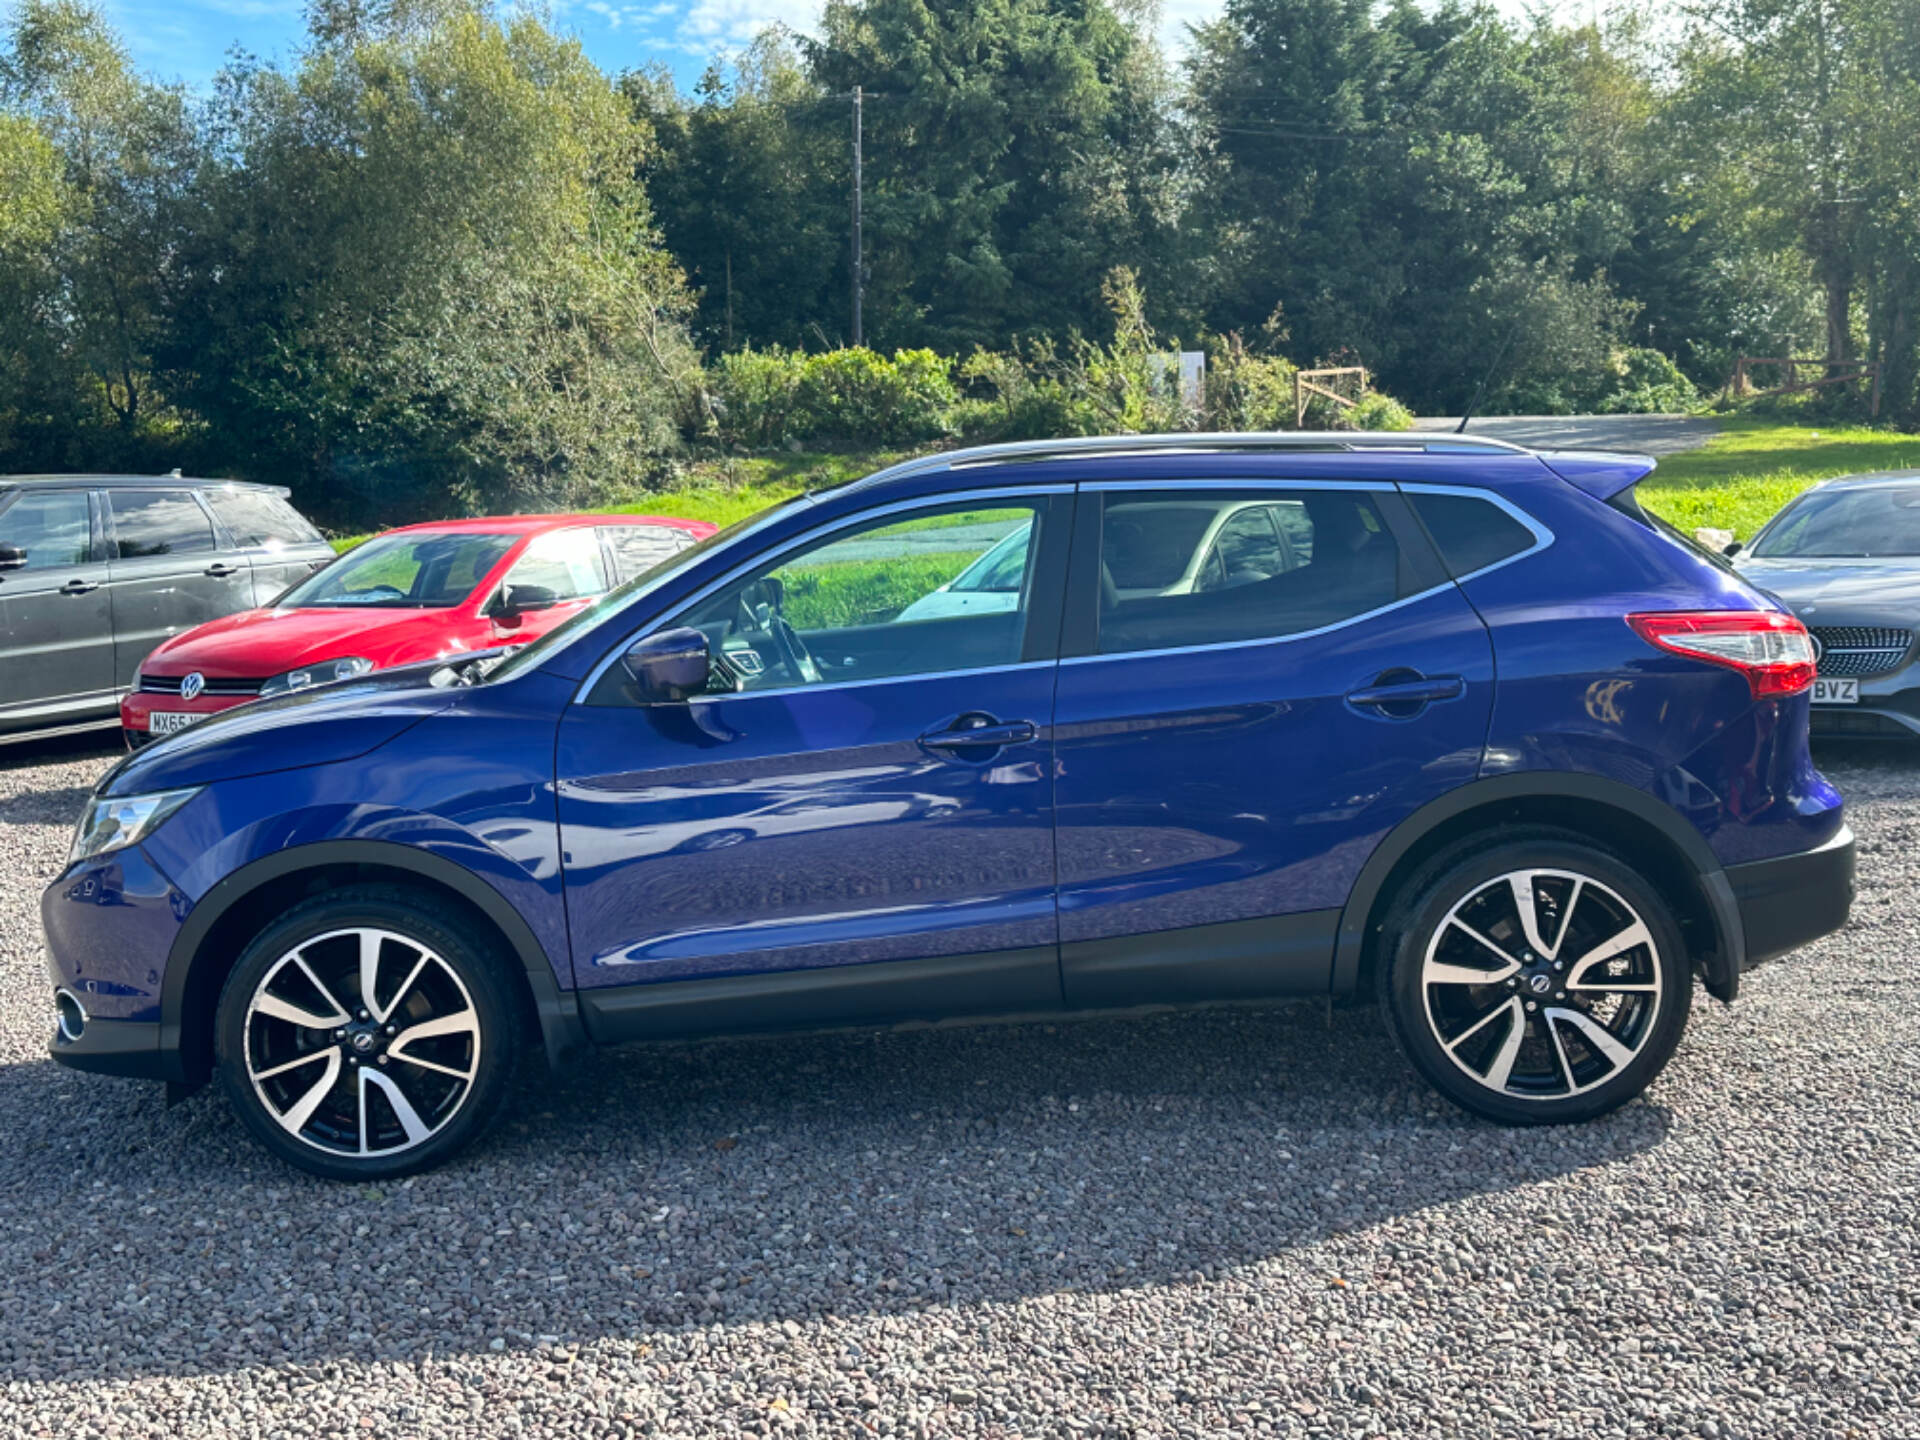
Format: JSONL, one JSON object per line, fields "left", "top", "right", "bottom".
{"left": 0, "top": 487, "right": 115, "bottom": 732}
{"left": 105, "top": 488, "right": 252, "bottom": 687}
{"left": 201, "top": 486, "right": 335, "bottom": 605}
{"left": 1050, "top": 479, "right": 1504, "bottom": 1006}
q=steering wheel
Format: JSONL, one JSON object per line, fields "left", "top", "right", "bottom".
{"left": 771, "top": 615, "right": 821, "bottom": 685}
{"left": 350, "top": 584, "right": 406, "bottom": 601}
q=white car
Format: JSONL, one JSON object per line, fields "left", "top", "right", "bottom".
{"left": 899, "top": 497, "right": 1308, "bottom": 621}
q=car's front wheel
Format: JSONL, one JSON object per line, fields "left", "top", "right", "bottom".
{"left": 1379, "top": 830, "right": 1692, "bottom": 1125}
{"left": 214, "top": 886, "right": 521, "bottom": 1179}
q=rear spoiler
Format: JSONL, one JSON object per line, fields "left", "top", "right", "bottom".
{"left": 1535, "top": 450, "right": 1658, "bottom": 501}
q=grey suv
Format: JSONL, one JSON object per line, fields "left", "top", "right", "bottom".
{"left": 0, "top": 474, "right": 335, "bottom": 743}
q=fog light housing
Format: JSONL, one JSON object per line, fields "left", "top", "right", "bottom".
{"left": 54, "top": 989, "right": 86, "bottom": 1043}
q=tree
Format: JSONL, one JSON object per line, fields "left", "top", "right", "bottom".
{"left": 627, "top": 33, "right": 848, "bottom": 351}
{"left": 164, "top": 0, "right": 699, "bottom": 522}
{"left": 0, "top": 0, "right": 196, "bottom": 461}
{"left": 804, "top": 0, "right": 1182, "bottom": 350}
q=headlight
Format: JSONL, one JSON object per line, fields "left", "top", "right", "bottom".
{"left": 258, "top": 656, "right": 375, "bottom": 697}
{"left": 69, "top": 788, "right": 200, "bottom": 867}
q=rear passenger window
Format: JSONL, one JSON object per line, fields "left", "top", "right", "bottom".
{"left": 109, "top": 490, "right": 216, "bottom": 558}
{"left": 1410, "top": 492, "right": 1536, "bottom": 576}
{"left": 207, "top": 490, "right": 323, "bottom": 548}
{"left": 1096, "top": 488, "right": 1405, "bottom": 655}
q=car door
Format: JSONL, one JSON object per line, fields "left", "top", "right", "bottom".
{"left": 105, "top": 488, "right": 253, "bottom": 687}
{"left": 201, "top": 486, "right": 335, "bottom": 604}
{"left": 1050, "top": 478, "right": 1505, "bottom": 1007}
{"left": 0, "top": 487, "right": 115, "bottom": 732}
{"left": 556, "top": 489, "right": 1073, "bottom": 1041}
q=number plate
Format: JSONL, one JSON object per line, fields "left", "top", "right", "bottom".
{"left": 1812, "top": 678, "right": 1859, "bottom": 705}
{"left": 148, "top": 710, "right": 206, "bottom": 735}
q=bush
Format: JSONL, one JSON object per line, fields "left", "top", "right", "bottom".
{"left": 953, "top": 346, "right": 1100, "bottom": 442}
{"left": 1349, "top": 391, "right": 1415, "bottom": 431}
{"left": 708, "top": 346, "right": 956, "bottom": 448}
{"left": 1201, "top": 335, "right": 1298, "bottom": 432}
{"left": 1596, "top": 348, "right": 1699, "bottom": 414}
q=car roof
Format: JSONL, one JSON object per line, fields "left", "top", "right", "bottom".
{"left": 816, "top": 430, "right": 1601, "bottom": 504}
{"left": 0, "top": 473, "right": 291, "bottom": 495}
{"left": 1805, "top": 469, "right": 1920, "bottom": 491}
{"left": 379, "top": 512, "right": 711, "bottom": 537}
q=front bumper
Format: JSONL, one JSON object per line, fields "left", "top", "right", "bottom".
{"left": 1725, "top": 824, "right": 1856, "bottom": 970}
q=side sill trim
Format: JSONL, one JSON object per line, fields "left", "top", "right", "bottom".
{"left": 1061, "top": 910, "right": 1340, "bottom": 1007}
{"left": 580, "top": 946, "right": 1064, "bottom": 1044}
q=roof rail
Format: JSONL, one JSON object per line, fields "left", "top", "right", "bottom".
{"left": 825, "top": 430, "right": 1534, "bottom": 496}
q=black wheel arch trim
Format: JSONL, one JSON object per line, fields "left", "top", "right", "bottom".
{"left": 1331, "top": 771, "right": 1747, "bottom": 1001}
{"left": 162, "top": 839, "right": 588, "bottom": 1077}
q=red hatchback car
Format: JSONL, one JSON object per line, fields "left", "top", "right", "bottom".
{"left": 122, "top": 513, "right": 716, "bottom": 746}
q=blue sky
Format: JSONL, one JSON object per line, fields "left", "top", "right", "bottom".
{"left": 97, "top": 0, "right": 1233, "bottom": 91}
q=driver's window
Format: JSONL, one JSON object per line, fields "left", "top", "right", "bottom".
{"left": 680, "top": 502, "right": 1043, "bottom": 693}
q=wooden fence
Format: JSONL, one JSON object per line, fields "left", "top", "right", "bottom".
{"left": 1729, "top": 356, "right": 1881, "bottom": 416}
{"left": 1294, "top": 367, "right": 1369, "bottom": 428}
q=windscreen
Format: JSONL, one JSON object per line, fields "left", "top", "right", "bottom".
{"left": 280, "top": 531, "right": 516, "bottom": 608}
{"left": 1751, "top": 485, "right": 1920, "bottom": 559}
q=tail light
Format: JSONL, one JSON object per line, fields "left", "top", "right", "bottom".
{"left": 1627, "top": 611, "right": 1817, "bottom": 698}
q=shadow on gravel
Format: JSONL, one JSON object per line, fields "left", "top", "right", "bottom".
{"left": 0, "top": 1002, "right": 1670, "bottom": 1383}
{"left": 0, "top": 730, "right": 120, "bottom": 772}
{"left": 0, "top": 784, "right": 98, "bottom": 826}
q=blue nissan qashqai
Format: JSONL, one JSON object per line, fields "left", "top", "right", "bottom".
{"left": 44, "top": 434, "right": 1856, "bottom": 1179}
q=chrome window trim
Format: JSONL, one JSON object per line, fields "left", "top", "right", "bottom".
{"left": 1060, "top": 480, "right": 1553, "bottom": 666}
{"left": 692, "top": 658, "right": 1058, "bottom": 705}
{"left": 573, "top": 485, "right": 1073, "bottom": 701}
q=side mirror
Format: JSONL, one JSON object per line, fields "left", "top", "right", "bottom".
{"left": 0, "top": 544, "right": 26, "bottom": 571}
{"left": 494, "top": 582, "right": 559, "bottom": 617}
{"left": 621, "top": 626, "right": 710, "bottom": 703}
{"left": 1722, "top": 540, "right": 1743, "bottom": 557}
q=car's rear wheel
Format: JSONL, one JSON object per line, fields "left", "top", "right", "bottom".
{"left": 1379, "top": 831, "right": 1692, "bottom": 1125}
{"left": 214, "top": 886, "right": 520, "bottom": 1179}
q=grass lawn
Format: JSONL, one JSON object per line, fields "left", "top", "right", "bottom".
{"left": 1639, "top": 418, "right": 1920, "bottom": 540}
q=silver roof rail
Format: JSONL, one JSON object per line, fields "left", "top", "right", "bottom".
{"left": 827, "top": 430, "right": 1535, "bottom": 495}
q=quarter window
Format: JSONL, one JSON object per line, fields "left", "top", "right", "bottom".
{"left": 1095, "top": 488, "right": 1405, "bottom": 655}
{"left": 679, "top": 502, "right": 1045, "bottom": 692}
{"left": 600, "top": 524, "right": 695, "bottom": 585}
{"left": 207, "top": 490, "right": 323, "bottom": 549}
{"left": 0, "top": 491, "right": 92, "bottom": 569}
{"left": 109, "top": 490, "right": 216, "bottom": 558}
{"left": 1409, "top": 492, "right": 1537, "bottom": 576}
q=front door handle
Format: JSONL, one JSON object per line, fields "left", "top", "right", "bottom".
{"left": 205, "top": 562, "right": 241, "bottom": 578}
{"left": 59, "top": 578, "right": 100, "bottom": 595}
{"left": 919, "top": 717, "right": 1037, "bottom": 751}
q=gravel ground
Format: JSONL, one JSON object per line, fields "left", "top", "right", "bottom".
{"left": 1, "top": 734, "right": 1917, "bottom": 1439}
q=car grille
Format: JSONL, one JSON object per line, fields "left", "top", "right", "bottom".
{"left": 138, "top": 674, "right": 265, "bottom": 697}
{"left": 1810, "top": 626, "right": 1912, "bottom": 678}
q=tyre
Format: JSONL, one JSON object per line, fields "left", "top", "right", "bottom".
{"left": 214, "top": 885, "right": 522, "bottom": 1179}
{"left": 1378, "top": 829, "right": 1692, "bottom": 1125}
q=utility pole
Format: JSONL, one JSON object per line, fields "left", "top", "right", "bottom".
{"left": 850, "top": 85, "right": 863, "bottom": 348}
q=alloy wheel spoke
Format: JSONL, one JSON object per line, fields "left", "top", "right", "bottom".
{"left": 392, "top": 1050, "right": 474, "bottom": 1081}
{"left": 1544, "top": 878, "right": 1584, "bottom": 961}
{"left": 1446, "top": 918, "right": 1523, "bottom": 977}
{"left": 274, "top": 1049, "right": 342, "bottom": 1134}
{"left": 362, "top": 1068, "right": 432, "bottom": 1150}
{"left": 1427, "top": 958, "right": 1518, "bottom": 987}
{"left": 379, "top": 951, "right": 432, "bottom": 1027}
{"left": 292, "top": 954, "right": 352, "bottom": 1024}
{"left": 1480, "top": 999, "right": 1527, "bottom": 1091}
{"left": 1546, "top": 1012, "right": 1578, "bottom": 1094}
{"left": 1508, "top": 873, "right": 1552, "bottom": 958}
{"left": 253, "top": 991, "right": 346, "bottom": 1032}
{"left": 1565, "top": 920, "right": 1654, "bottom": 989}
{"left": 1546, "top": 1006, "right": 1636, "bottom": 1071}
{"left": 358, "top": 931, "right": 385, "bottom": 1021}
{"left": 252, "top": 1049, "right": 333, "bottom": 1082}
{"left": 390, "top": 1008, "right": 479, "bottom": 1054}
{"left": 1446, "top": 994, "right": 1519, "bottom": 1054}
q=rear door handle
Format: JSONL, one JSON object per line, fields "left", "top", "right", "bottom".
{"left": 919, "top": 719, "right": 1037, "bottom": 751}
{"left": 205, "top": 562, "right": 241, "bottom": 578}
{"left": 59, "top": 579, "right": 100, "bottom": 595}
{"left": 1347, "top": 675, "right": 1464, "bottom": 707}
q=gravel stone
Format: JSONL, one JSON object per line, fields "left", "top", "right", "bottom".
{"left": 2, "top": 732, "right": 1917, "bottom": 1436}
